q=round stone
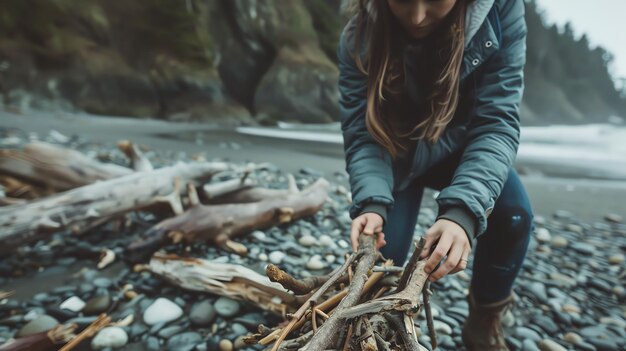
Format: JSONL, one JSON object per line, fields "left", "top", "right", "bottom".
{"left": 306, "top": 256, "right": 325, "bottom": 270}
{"left": 190, "top": 300, "right": 216, "bottom": 326}
{"left": 522, "top": 339, "right": 540, "bottom": 351}
{"left": 563, "top": 332, "right": 582, "bottom": 345}
{"left": 143, "top": 298, "right": 183, "bottom": 325}
{"left": 59, "top": 296, "right": 85, "bottom": 312}
{"left": 214, "top": 297, "right": 240, "bottom": 318}
{"left": 16, "top": 315, "right": 59, "bottom": 337}
{"left": 269, "top": 251, "right": 285, "bottom": 264}
{"left": 571, "top": 243, "right": 594, "bottom": 256}
{"left": 298, "top": 235, "right": 317, "bottom": 247}
{"left": 562, "top": 304, "right": 580, "bottom": 314}
{"left": 551, "top": 236, "right": 568, "bottom": 248}
{"left": 219, "top": 339, "right": 233, "bottom": 351}
{"left": 91, "top": 326, "right": 128, "bottom": 349}
{"left": 319, "top": 235, "right": 335, "bottom": 247}
{"left": 535, "top": 228, "right": 551, "bottom": 243}
{"left": 234, "top": 335, "right": 248, "bottom": 350}
{"left": 608, "top": 253, "right": 624, "bottom": 265}
{"left": 604, "top": 213, "right": 623, "bottom": 223}
{"left": 337, "top": 240, "right": 350, "bottom": 249}
{"left": 166, "top": 332, "right": 202, "bottom": 349}
{"left": 83, "top": 295, "right": 111, "bottom": 315}
{"left": 538, "top": 339, "right": 567, "bottom": 351}
{"left": 251, "top": 230, "right": 266, "bottom": 240}
{"left": 433, "top": 320, "right": 452, "bottom": 335}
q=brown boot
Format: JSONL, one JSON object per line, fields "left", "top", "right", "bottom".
{"left": 461, "top": 292, "right": 514, "bottom": 351}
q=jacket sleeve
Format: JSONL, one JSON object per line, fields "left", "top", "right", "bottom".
{"left": 435, "top": 0, "right": 527, "bottom": 238}
{"left": 337, "top": 22, "right": 395, "bottom": 223}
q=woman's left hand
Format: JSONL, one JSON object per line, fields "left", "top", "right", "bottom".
{"left": 419, "top": 219, "right": 471, "bottom": 282}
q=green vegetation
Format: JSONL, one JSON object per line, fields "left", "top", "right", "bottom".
{"left": 524, "top": 0, "right": 626, "bottom": 123}
{"left": 0, "top": 0, "right": 623, "bottom": 124}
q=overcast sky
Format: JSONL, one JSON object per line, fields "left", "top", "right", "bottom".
{"left": 535, "top": 0, "right": 626, "bottom": 83}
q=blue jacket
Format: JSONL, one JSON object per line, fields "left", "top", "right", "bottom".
{"left": 338, "top": 0, "right": 527, "bottom": 241}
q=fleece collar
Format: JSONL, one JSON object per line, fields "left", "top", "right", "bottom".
{"left": 465, "top": 0, "right": 496, "bottom": 47}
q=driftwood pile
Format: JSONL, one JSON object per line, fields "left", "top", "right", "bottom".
{"left": 242, "top": 236, "right": 435, "bottom": 351}
{"left": 0, "top": 141, "right": 329, "bottom": 262}
{"left": 0, "top": 140, "right": 438, "bottom": 350}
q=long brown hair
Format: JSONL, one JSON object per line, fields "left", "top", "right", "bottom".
{"left": 348, "top": 0, "right": 468, "bottom": 159}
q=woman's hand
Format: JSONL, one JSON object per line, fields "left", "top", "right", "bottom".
{"left": 350, "top": 212, "right": 387, "bottom": 251}
{"left": 420, "top": 218, "right": 471, "bottom": 282}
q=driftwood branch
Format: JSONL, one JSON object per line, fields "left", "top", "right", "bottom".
{"left": 117, "top": 140, "right": 153, "bottom": 171}
{"left": 266, "top": 263, "right": 348, "bottom": 295}
{"left": 302, "top": 234, "right": 378, "bottom": 350}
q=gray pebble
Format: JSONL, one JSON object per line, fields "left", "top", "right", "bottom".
{"left": 214, "top": 297, "right": 240, "bottom": 318}
{"left": 189, "top": 300, "right": 216, "bottom": 326}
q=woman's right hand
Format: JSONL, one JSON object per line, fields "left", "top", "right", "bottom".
{"left": 350, "top": 212, "right": 387, "bottom": 251}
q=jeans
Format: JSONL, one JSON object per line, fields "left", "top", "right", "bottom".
{"left": 380, "top": 152, "right": 534, "bottom": 304}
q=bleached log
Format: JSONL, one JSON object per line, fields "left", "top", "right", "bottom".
{"left": 125, "top": 178, "right": 329, "bottom": 262}
{"left": 0, "top": 142, "right": 132, "bottom": 194}
{"left": 147, "top": 253, "right": 304, "bottom": 315}
{"left": 0, "top": 162, "right": 227, "bottom": 256}
{"left": 206, "top": 174, "right": 299, "bottom": 204}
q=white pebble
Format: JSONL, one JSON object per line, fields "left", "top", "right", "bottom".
{"left": 609, "top": 253, "right": 625, "bottom": 265}
{"left": 143, "top": 298, "right": 183, "bottom": 325}
{"left": 433, "top": 320, "right": 452, "bottom": 335}
{"left": 337, "top": 240, "right": 350, "bottom": 249}
{"left": 251, "top": 230, "right": 266, "bottom": 241}
{"left": 299, "top": 235, "right": 317, "bottom": 247}
{"left": 325, "top": 255, "right": 337, "bottom": 264}
{"left": 306, "top": 256, "right": 326, "bottom": 270}
{"left": 538, "top": 339, "right": 567, "bottom": 351}
{"left": 269, "top": 251, "right": 286, "bottom": 264}
{"left": 60, "top": 296, "right": 85, "bottom": 312}
{"left": 533, "top": 215, "right": 546, "bottom": 225}
{"left": 535, "top": 228, "right": 551, "bottom": 243}
{"left": 258, "top": 253, "right": 268, "bottom": 261}
{"left": 91, "top": 326, "right": 128, "bottom": 349}
{"left": 319, "top": 235, "right": 336, "bottom": 248}
{"left": 551, "top": 236, "right": 568, "bottom": 248}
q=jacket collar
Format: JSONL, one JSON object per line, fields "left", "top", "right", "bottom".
{"left": 465, "top": 0, "right": 496, "bottom": 47}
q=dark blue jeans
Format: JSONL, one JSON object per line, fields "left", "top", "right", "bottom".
{"left": 381, "top": 152, "right": 534, "bottom": 304}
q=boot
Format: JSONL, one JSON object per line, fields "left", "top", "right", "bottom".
{"left": 461, "top": 291, "right": 514, "bottom": 351}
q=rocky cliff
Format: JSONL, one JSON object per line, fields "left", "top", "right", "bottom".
{"left": 1, "top": 0, "right": 624, "bottom": 125}
{"left": 0, "top": 0, "right": 340, "bottom": 124}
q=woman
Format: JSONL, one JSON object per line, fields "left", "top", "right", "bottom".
{"left": 338, "top": 0, "right": 534, "bottom": 350}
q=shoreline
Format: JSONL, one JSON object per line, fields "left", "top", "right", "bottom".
{"left": 2, "top": 109, "right": 625, "bottom": 222}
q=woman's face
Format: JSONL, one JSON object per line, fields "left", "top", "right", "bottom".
{"left": 386, "top": 0, "right": 457, "bottom": 39}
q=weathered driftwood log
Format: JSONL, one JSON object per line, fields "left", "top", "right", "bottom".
{"left": 146, "top": 253, "right": 306, "bottom": 315}
{"left": 0, "top": 142, "right": 132, "bottom": 195}
{"left": 0, "top": 162, "right": 227, "bottom": 256}
{"left": 125, "top": 178, "right": 329, "bottom": 262}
